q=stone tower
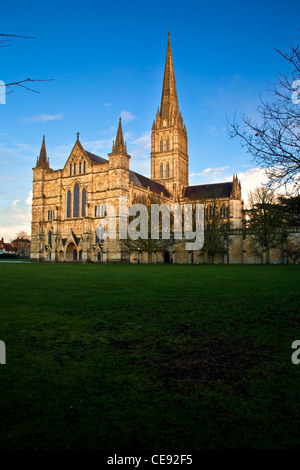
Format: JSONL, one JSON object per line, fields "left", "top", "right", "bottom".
{"left": 151, "top": 32, "right": 188, "bottom": 198}
{"left": 31, "top": 136, "right": 51, "bottom": 261}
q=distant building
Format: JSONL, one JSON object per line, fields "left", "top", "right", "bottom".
{"left": 0, "top": 238, "right": 5, "bottom": 254}
{"left": 0, "top": 238, "right": 18, "bottom": 255}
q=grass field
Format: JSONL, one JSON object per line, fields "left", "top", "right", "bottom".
{"left": 0, "top": 263, "right": 299, "bottom": 450}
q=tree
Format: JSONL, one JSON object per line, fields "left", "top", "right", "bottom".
{"left": 0, "top": 34, "right": 53, "bottom": 95}
{"left": 200, "top": 198, "right": 227, "bottom": 263}
{"left": 285, "top": 239, "right": 300, "bottom": 264}
{"left": 12, "top": 231, "right": 31, "bottom": 258}
{"left": 278, "top": 193, "right": 300, "bottom": 226}
{"left": 122, "top": 194, "right": 176, "bottom": 263}
{"left": 246, "top": 186, "right": 285, "bottom": 264}
{"left": 228, "top": 39, "right": 300, "bottom": 193}
{"left": 188, "top": 190, "right": 228, "bottom": 264}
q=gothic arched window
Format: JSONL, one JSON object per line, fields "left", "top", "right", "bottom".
{"left": 67, "top": 190, "right": 72, "bottom": 218}
{"left": 166, "top": 139, "right": 170, "bottom": 151}
{"left": 83, "top": 161, "right": 86, "bottom": 173}
{"left": 48, "top": 230, "right": 52, "bottom": 246}
{"left": 160, "top": 140, "right": 163, "bottom": 152}
{"left": 82, "top": 187, "right": 86, "bottom": 217}
{"left": 70, "top": 164, "right": 72, "bottom": 176}
{"left": 74, "top": 163, "right": 76, "bottom": 175}
{"left": 160, "top": 164, "right": 163, "bottom": 179}
{"left": 79, "top": 162, "right": 82, "bottom": 174}
{"left": 73, "top": 183, "right": 79, "bottom": 217}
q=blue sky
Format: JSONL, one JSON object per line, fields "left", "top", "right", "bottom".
{"left": 1, "top": 0, "right": 300, "bottom": 239}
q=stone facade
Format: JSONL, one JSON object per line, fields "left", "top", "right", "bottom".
{"left": 31, "top": 33, "right": 298, "bottom": 264}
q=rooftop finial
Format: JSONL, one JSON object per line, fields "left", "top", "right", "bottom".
{"left": 76, "top": 132, "right": 80, "bottom": 141}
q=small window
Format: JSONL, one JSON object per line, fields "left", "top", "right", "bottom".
{"left": 48, "top": 209, "right": 53, "bottom": 221}
{"left": 95, "top": 226, "right": 104, "bottom": 243}
{"left": 101, "top": 203, "right": 106, "bottom": 217}
{"left": 160, "top": 164, "right": 163, "bottom": 179}
{"left": 166, "top": 163, "right": 170, "bottom": 179}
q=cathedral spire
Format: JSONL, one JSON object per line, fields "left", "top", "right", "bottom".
{"left": 160, "top": 31, "right": 179, "bottom": 121}
{"left": 111, "top": 117, "right": 127, "bottom": 154}
{"left": 36, "top": 135, "right": 49, "bottom": 169}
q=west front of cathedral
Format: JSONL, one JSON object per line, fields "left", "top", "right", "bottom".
{"left": 31, "top": 33, "right": 256, "bottom": 264}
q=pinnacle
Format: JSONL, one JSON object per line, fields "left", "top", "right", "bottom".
{"left": 160, "top": 32, "right": 179, "bottom": 121}
{"left": 36, "top": 135, "right": 49, "bottom": 169}
{"left": 112, "top": 117, "right": 127, "bottom": 154}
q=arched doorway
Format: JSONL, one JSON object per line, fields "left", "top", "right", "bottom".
{"left": 66, "top": 242, "right": 77, "bottom": 262}
{"left": 58, "top": 250, "right": 64, "bottom": 262}
{"left": 164, "top": 251, "right": 170, "bottom": 264}
{"left": 79, "top": 250, "right": 83, "bottom": 261}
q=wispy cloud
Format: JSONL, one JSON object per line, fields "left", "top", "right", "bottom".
{"left": 190, "top": 166, "right": 230, "bottom": 179}
{"left": 128, "top": 131, "right": 151, "bottom": 160}
{"left": 22, "top": 113, "right": 63, "bottom": 124}
{"left": 190, "top": 164, "right": 270, "bottom": 202}
{"left": 82, "top": 138, "right": 113, "bottom": 156}
{"left": 25, "top": 190, "right": 32, "bottom": 206}
{"left": 120, "top": 110, "right": 136, "bottom": 122}
{"left": 0, "top": 192, "right": 32, "bottom": 240}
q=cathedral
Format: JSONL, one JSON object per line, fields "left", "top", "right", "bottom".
{"left": 31, "top": 33, "right": 245, "bottom": 264}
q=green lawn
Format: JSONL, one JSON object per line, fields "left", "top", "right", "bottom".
{"left": 0, "top": 263, "right": 299, "bottom": 450}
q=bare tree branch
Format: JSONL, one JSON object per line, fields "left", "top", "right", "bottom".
{"left": 227, "top": 39, "right": 300, "bottom": 194}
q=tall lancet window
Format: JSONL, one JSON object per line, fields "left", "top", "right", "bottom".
{"left": 160, "top": 140, "right": 163, "bottom": 152}
{"left": 82, "top": 187, "right": 86, "bottom": 217}
{"left": 73, "top": 183, "right": 79, "bottom": 218}
{"left": 166, "top": 139, "right": 170, "bottom": 151}
{"left": 70, "top": 164, "right": 72, "bottom": 176}
{"left": 160, "top": 164, "right": 163, "bottom": 179}
{"left": 166, "top": 163, "right": 170, "bottom": 178}
{"left": 67, "top": 190, "right": 72, "bottom": 218}
{"left": 48, "top": 230, "right": 52, "bottom": 246}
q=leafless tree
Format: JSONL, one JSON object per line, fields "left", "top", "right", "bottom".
{"left": 188, "top": 190, "right": 228, "bottom": 264}
{"left": 246, "top": 186, "right": 285, "bottom": 264}
{"left": 0, "top": 33, "right": 53, "bottom": 94}
{"left": 228, "top": 39, "right": 300, "bottom": 193}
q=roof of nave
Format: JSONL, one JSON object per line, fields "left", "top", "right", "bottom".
{"left": 85, "top": 151, "right": 108, "bottom": 165}
{"left": 129, "top": 171, "right": 170, "bottom": 198}
{"left": 183, "top": 182, "right": 233, "bottom": 200}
